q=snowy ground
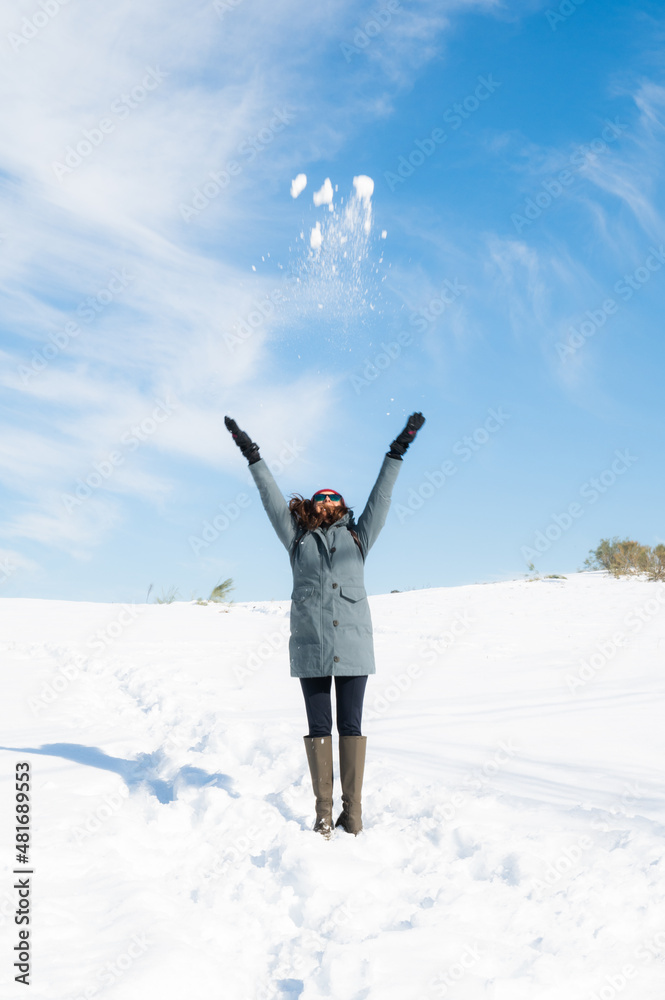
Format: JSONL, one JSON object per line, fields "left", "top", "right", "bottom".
{"left": 1, "top": 572, "right": 664, "bottom": 999}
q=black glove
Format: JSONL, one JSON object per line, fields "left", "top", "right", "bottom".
{"left": 388, "top": 412, "right": 426, "bottom": 460}
{"left": 224, "top": 416, "right": 261, "bottom": 465}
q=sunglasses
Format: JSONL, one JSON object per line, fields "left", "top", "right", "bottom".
{"left": 312, "top": 493, "right": 343, "bottom": 503}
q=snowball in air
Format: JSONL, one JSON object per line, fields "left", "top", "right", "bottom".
{"left": 352, "top": 175, "right": 374, "bottom": 203}
{"left": 313, "top": 178, "right": 334, "bottom": 209}
{"left": 291, "top": 174, "right": 307, "bottom": 198}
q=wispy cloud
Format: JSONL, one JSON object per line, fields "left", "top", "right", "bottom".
{"left": 485, "top": 235, "right": 552, "bottom": 335}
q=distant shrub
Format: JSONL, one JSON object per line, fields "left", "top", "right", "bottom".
{"left": 155, "top": 586, "right": 180, "bottom": 604}
{"left": 652, "top": 545, "right": 665, "bottom": 580}
{"left": 584, "top": 538, "right": 665, "bottom": 581}
{"left": 194, "top": 578, "right": 235, "bottom": 606}
{"left": 209, "top": 578, "right": 234, "bottom": 602}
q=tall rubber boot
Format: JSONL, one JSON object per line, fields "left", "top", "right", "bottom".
{"left": 303, "top": 735, "right": 333, "bottom": 838}
{"left": 335, "top": 735, "right": 366, "bottom": 835}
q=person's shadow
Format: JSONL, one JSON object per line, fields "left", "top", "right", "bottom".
{"left": 1, "top": 743, "right": 238, "bottom": 803}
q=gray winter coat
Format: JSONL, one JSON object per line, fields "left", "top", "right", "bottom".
{"left": 249, "top": 454, "right": 402, "bottom": 678}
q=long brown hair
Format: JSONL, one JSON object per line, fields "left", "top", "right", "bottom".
{"left": 288, "top": 494, "right": 350, "bottom": 531}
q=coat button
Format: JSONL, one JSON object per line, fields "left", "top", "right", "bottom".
{"left": 333, "top": 620, "right": 338, "bottom": 626}
{"left": 332, "top": 582, "right": 338, "bottom": 588}
{"left": 333, "top": 656, "right": 340, "bottom": 662}
{"left": 330, "top": 547, "right": 336, "bottom": 553}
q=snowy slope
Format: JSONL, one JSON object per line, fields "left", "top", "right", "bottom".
{"left": 1, "top": 573, "right": 664, "bottom": 999}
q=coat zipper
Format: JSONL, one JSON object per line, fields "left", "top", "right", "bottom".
{"left": 319, "top": 540, "right": 325, "bottom": 676}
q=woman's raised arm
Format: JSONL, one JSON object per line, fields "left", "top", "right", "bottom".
{"left": 225, "top": 415, "right": 297, "bottom": 551}
{"left": 355, "top": 412, "right": 426, "bottom": 555}
{"left": 224, "top": 415, "right": 261, "bottom": 465}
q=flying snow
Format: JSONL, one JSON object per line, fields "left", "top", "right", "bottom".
{"left": 313, "top": 178, "right": 334, "bottom": 210}
{"left": 284, "top": 174, "right": 388, "bottom": 335}
{"left": 346, "top": 174, "right": 374, "bottom": 235}
{"left": 290, "top": 173, "right": 307, "bottom": 198}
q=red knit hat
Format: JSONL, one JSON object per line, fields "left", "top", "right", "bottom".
{"left": 311, "top": 488, "right": 346, "bottom": 506}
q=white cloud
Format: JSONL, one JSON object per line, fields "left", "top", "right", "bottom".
{"left": 0, "top": 492, "right": 124, "bottom": 557}
{"left": 486, "top": 235, "right": 551, "bottom": 336}
{"left": 580, "top": 155, "right": 662, "bottom": 242}
{"left": 499, "top": 78, "right": 665, "bottom": 248}
{"left": 632, "top": 81, "right": 665, "bottom": 136}
{"left": 0, "top": 548, "right": 40, "bottom": 578}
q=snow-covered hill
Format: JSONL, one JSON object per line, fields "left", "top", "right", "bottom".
{"left": 1, "top": 573, "right": 664, "bottom": 999}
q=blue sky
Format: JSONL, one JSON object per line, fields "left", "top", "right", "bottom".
{"left": 1, "top": 0, "right": 664, "bottom": 604}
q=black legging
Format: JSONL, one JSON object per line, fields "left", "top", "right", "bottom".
{"left": 300, "top": 676, "right": 368, "bottom": 737}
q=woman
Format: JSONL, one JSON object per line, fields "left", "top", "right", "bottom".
{"left": 224, "top": 411, "right": 425, "bottom": 837}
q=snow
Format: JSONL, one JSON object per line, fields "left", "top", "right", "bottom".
{"left": 352, "top": 174, "right": 374, "bottom": 203}
{"left": 286, "top": 176, "right": 383, "bottom": 332}
{"left": 291, "top": 174, "right": 307, "bottom": 199}
{"left": 1, "top": 572, "right": 664, "bottom": 998}
{"left": 345, "top": 176, "right": 372, "bottom": 236}
{"left": 313, "top": 178, "right": 334, "bottom": 210}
